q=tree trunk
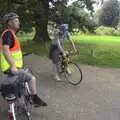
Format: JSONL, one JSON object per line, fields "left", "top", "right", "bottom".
{"left": 34, "top": 17, "right": 50, "bottom": 42}
{"left": 33, "top": 0, "right": 50, "bottom": 42}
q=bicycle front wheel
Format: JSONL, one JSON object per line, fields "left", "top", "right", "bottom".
{"left": 64, "top": 62, "right": 83, "bottom": 85}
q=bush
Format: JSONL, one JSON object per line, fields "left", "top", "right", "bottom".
{"left": 95, "top": 26, "right": 120, "bottom": 36}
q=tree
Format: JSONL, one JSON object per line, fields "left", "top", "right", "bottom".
{"left": 49, "top": 0, "right": 96, "bottom": 32}
{"left": 99, "top": 0, "right": 120, "bottom": 27}
{"left": 0, "top": 0, "right": 97, "bottom": 42}
{"left": 0, "top": 0, "right": 50, "bottom": 42}
{"left": 68, "top": 1, "right": 96, "bottom": 32}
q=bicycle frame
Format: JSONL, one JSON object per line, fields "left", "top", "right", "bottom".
{"left": 5, "top": 81, "right": 31, "bottom": 120}
{"left": 58, "top": 51, "right": 78, "bottom": 74}
{"left": 8, "top": 102, "right": 16, "bottom": 120}
{"left": 60, "top": 51, "right": 77, "bottom": 63}
{"left": 25, "top": 82, "right": 31, "bottom": 95}
{"left": 60, "top": 52, "right": 73, "bottom": 71}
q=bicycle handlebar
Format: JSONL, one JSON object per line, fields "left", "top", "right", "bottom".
{"left": 61, "top": 50, "right": 79, "bottom": 58}
{"left": 66, "top": 50, "right": 79, "bottom": 57}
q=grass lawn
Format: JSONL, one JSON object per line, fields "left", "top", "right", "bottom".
{"left": 72, "top": 35, "right": 120, "bottom": 68}
{"left": 72, "top": 34, "right": 120, "bottom": 44}
{"left": 20, "top": 33, "right": 120, "bottom": 68}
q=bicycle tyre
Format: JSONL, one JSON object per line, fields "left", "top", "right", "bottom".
{"left": 24, "top": 86, "right": 32, "bottom": 120}
{"left": 15, "top": 97, "right": 32, "bottom": 120}
{"left": 64, "top": 62, "right": 83, "bottom": 85}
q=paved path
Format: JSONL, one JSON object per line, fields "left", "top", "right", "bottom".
{"left": 1, "top": 54, "right": 120, "bottom": 120}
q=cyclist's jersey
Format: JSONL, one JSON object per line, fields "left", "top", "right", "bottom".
{"left": 52, "top": 29, "right": 70, "bottom": 46}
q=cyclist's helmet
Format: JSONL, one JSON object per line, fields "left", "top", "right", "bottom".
{"left": 3, "top": 12, "right": 19, "bottom": 24}
{"left": 59, "top": 24, "right": 69, "bottom": 33}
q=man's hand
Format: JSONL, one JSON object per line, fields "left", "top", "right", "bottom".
{"left": 63, "top": 51, "right": 69, "bottom": 57}
{"left": 3, "top": 45, "right": 17, "bottom": 73}
{"left": 63, "top": 52, "right": 66, "bottom": 57}
{"left": 70, "top": 39, "right": 77, "bottom": 53}
{"left": 10, "top": 66, "right": 18, "bottom": 72}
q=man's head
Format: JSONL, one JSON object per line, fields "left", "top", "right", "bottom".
{"left": 3, "top": 12, "right": 20, "bottom": 31}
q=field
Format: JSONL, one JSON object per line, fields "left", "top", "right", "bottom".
{"left": 20, "top": 33, "right": 120, "bottom": 68}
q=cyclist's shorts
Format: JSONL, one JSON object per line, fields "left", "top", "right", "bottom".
{"left": 49, "top": 44, "right": 61, "bottom": 64}
{"left": 3, "top": 69, "right": 35, "bottom": 83}
{"left": 0, "top": 69, "right": 35, "bottom": 97}
{"left": 17, "top": 69, "right": 35, "bottom": 82}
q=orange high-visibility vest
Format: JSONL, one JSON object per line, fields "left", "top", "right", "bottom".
{"left": 0, "top": 29, "right": 23, "bottom": 72}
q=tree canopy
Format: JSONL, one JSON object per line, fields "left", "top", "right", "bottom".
{"left": 0, "top": 0, "right": 101, "bottom": 41}
{"left": 99, "top": 0, "right": 120, "bottom": 27}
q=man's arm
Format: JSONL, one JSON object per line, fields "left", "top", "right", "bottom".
{"left": 55, "top": 30, "right": 66, "bottom": 55}
{"left": 57, "top": 38, "right": 65, "bottom": 54}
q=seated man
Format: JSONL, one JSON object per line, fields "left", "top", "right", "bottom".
{"left": 0, "top": 12, "right": 47, "bottom": 107}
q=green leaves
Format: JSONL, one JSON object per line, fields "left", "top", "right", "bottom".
{"left": 99, "top": 0, "right": 120, "bottom": 27}
{"left": 0, "top": 0, "right": 96, "bottom": 41}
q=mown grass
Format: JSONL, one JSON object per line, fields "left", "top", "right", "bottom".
{"left": 20, "top": 33, "right": 120, "bottom": 68}
{"left": 72, "top": 34, "right": 120, "bottom": 44}
{"left": 72, "top": 35, "right": 120, "bottom": 68}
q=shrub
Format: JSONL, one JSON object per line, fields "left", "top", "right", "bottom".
{"left": 95, "top": 26, "right": 117, "bottom": 35}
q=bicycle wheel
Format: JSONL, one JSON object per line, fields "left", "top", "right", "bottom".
{"left": 64, "top": 62, "right": 83, "bottom": 85}
{"left": 15, "top": 97, "right": 32, "bottom": 120}
{"left": 24, "top": 85, "right": 32, "bottom": 120}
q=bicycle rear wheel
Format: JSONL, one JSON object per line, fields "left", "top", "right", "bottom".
{"left": 64, "top": 62, "right": 83, "bottom": 85}
{"left": 24, "top": 84, "right": 32, "bottom": 120}
{"left": 15, "top": 97, "right": 32, "bottom": 120}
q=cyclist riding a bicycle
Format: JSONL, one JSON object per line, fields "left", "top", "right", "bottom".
{"left": 49, "top": 23, "right": 77, "bottom": 81}
{"left": 0, "top": 12, "right": 47, "bottom": 107}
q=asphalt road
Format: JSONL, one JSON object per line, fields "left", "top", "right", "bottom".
{"left": 1, "top": 54, "right": 120, "bottom": 120}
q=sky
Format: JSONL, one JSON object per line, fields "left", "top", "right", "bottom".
{"left": 50, "top": 0, "right": 109, "bottom": 11}
{"left": 68, "top": 0, "right": 105, "bottom": 10}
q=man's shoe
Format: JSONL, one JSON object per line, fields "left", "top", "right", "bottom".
{"left": 31, "top": 95, "right": 47, "bottom": 107}
{"left": 55, "top": 75, "right": 63, "bottom": 81}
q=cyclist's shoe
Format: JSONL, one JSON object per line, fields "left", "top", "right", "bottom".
{"left": 31, "top": 95, "right": 47, "bottom": 107}
{"left": 54, "top": 75, "right": 62, "bottom": 81}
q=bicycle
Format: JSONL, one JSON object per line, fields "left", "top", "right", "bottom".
{"left": 0, "top": 53, "right": 33, "bottom": 120}
{"left": 58, "top": 51, "right": 83, "bottom": 85}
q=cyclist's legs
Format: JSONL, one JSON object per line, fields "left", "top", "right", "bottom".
{"left": 50, "top": 44, "right": 61, "bottom": 80}
{"left": 17, "top": 69, "right": 37, "bottom": 95}
{"left": 1, "top": 69, "right": 47, "bottom": 106}
{"left": 16, "top": 69, "right": 47, "bottom": 106}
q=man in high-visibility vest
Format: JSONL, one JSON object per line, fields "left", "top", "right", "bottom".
{"left": 0, "top": 12, "right": 47, "bottom": 107}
